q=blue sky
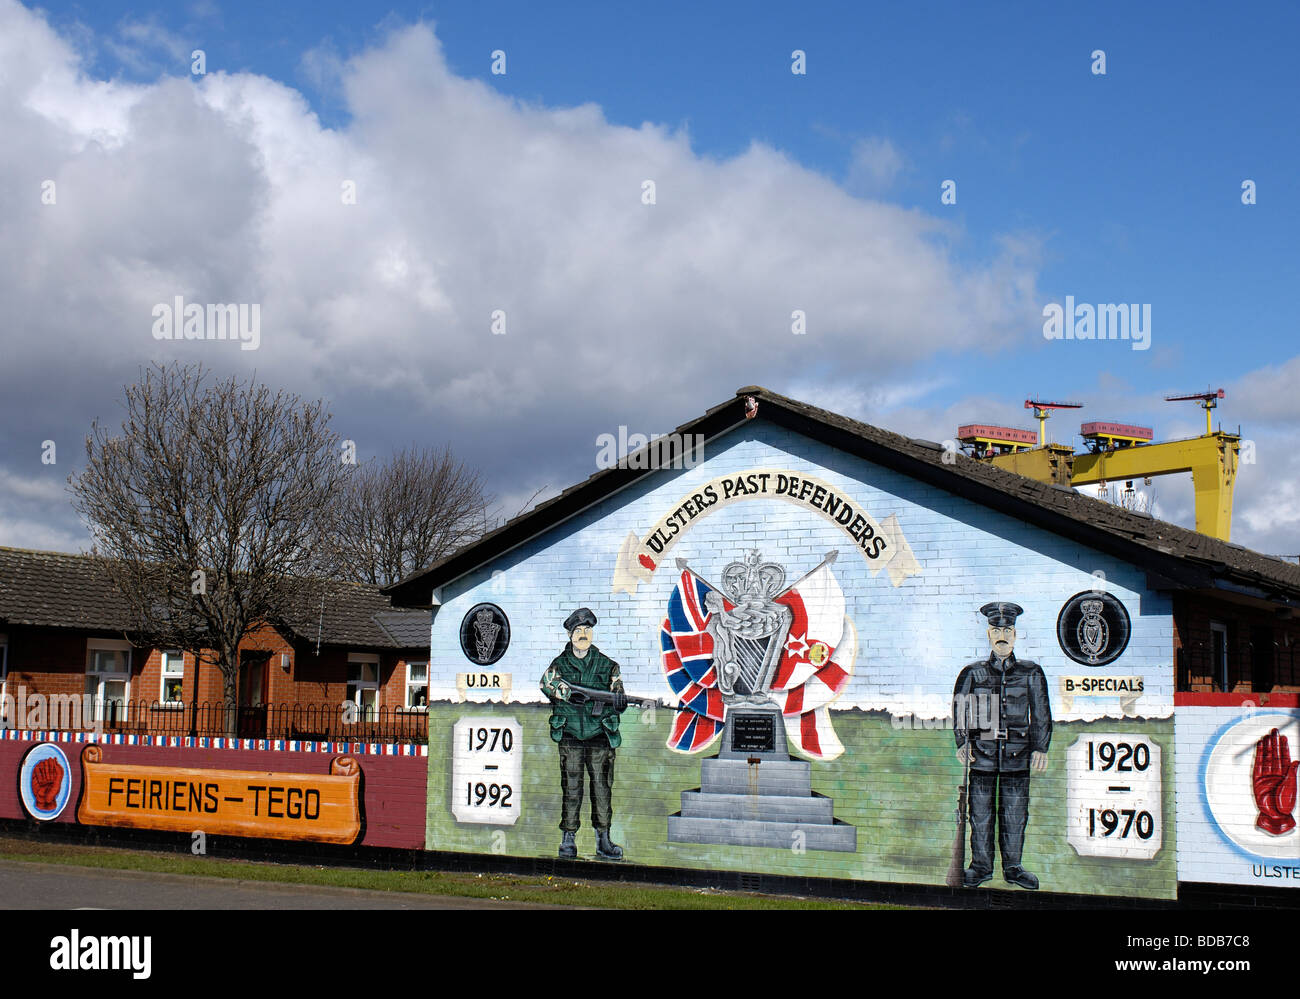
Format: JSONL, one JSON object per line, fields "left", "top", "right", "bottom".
{"left": 2, "top": 0, "right": 1298, "bottom": 553}
{"left": 47, "top": 0, "right": 1296, "bottom": 386}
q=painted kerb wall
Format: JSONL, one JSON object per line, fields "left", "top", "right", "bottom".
{"left": 3, "top": 734, "right": 428, "bottom": 850}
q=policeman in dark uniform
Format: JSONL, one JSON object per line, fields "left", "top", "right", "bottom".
{"left": 953, "top": 602, "right": 1052, "bottom": 889}
{"left": 539, "top": 607, "right": 629, "bottom": 861}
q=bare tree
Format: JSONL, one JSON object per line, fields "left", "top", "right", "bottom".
{"left": 70, "top": 363, "right": 348, "bottom": 730}
{"left": 334, "top": 446, "right": 492, "bottom": 586}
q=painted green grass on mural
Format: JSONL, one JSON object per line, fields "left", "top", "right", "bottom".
{"left": 427, "top": 706, "right": 1177, "bottom": 900}
{"left": 0, "top": 836, "right": 895, "bottom": 909}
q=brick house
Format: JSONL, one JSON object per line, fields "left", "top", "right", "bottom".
{"left": 0, "top": 547, "right": 430, "bottom": 741}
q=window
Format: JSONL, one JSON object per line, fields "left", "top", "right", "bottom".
{"left": 406, "top": 662, "right": 428, "bottom": 710}
{"left": 1248, "top": 626, "right": 1276, "bottom": 693}
{"left": 1210, "top": 621, "right": 1229, "bottom": 692}
{"left": 86, "top": 639, "right": 132, "bottom": 722}
{"left": 346, "top": 655, "right": 379, "bottom": 722}
{"left": 161, "top": 650, "right": 185, "bottom": 705}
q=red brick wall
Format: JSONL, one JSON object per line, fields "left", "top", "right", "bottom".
{"left": 264, "top": 641, "right": 425, "bottom": 712}
{"left": 138, "top": 646, "right": 187, "bottom": 705}
{"left": 3, "top": 626, "right": 138, "bottom": 700}
{"left": 1174, "top": 592, "right": 1300, "bottom": 693}
{"left": 0, "top": 737, "right": 428, "bottom": 849}
{"left": 2, "top": 623, "right": 425, "bottom": 721}
{"left": 382, "top": 652, "right": 426, "bottom": 710}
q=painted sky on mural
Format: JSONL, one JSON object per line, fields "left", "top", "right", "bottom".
{"left": 2, "top": 0, "right": 1297, "bottom": 558}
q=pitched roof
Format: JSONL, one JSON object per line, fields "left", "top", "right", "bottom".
{"left": 372, "top": 610, "right": 434, "bottom": 648}
{"left": 0, "top": 547, "right": 131, "bottom": 632}
{"left": 384, "top": 385, "right": 1300, "bottom": 609}
{"left": 0, "top": 546, "right": 427, "bottom": 649}
{"left": 278, "top": 577, "right": 428, "bottom": 650}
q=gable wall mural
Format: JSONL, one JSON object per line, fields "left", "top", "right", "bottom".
{"left": 424, "top": 424, "right": 1177, "bottom": 898}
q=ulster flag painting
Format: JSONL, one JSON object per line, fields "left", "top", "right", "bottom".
{"left": 660, "top": 549, "right": 856, "bottom": 760}
{"left": 772, "top": 559, "right": 855, "bottom": 759}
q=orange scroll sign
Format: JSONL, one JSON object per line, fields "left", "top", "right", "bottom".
{"left": 76, "top": 745, "right": 363, "bottom": 844}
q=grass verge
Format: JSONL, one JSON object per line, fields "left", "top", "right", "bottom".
{"left": 0, "top": 834, "right": 901, "bottom": 910}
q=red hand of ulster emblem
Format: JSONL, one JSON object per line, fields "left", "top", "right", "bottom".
{"left": 32, "top": 756, "right": 65, "bottom": 812}
{"left": 1252, "top": 728, "right": 1299, "bottom": 835}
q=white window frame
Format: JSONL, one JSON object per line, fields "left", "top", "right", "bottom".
{"left": 86, "top": 638, "right": 132, "bottom": 722}
{"left": 160, "top": 649, "right": 185, "bottom": 706}
{"left": 346, "top": 653, "right": 380, "bottom": 723}
{"left": 0, "top": 633, "right": 8, "bottom": 725}
{"left": 1210, "top": 621, "right": 1229, "bottom": 692}
{"left": 405, "top": 661, "right": 428, "bottom": 711}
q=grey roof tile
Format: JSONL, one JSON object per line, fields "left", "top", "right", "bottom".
{"left": 0, "top": 547, "right": 428, "bottom": 650}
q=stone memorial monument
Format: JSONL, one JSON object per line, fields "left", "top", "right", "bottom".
{"left": 667, "top": 550, "right": 856, "bottom": 852}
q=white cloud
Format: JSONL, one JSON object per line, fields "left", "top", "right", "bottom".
{"left": 0, "top": 469, "right": 85, "bottom": 552}
{"left": 0, "top": 515, "right": 86, "bottom": 553}
{"left": 0, "top": 3, "right": 1046, "bottom": 550}
{"left": 846, "top": 135, "right": 904, "bottom": 193}
{"left": 0, "top": 468, "right": 66, "bottom": 503}
{"left": 103, "top": 15, "right": 193, "bottom": 77}
{"left": 785, "top": 375, "right": 953, "bottom": 422}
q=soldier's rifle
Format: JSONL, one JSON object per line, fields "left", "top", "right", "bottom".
{"left": 566, "top": 683, "right": 658, "bottom": 716}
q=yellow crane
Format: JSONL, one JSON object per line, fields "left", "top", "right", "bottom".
{"left": 967, "top": 390, "right": 1241, "bottom": 541}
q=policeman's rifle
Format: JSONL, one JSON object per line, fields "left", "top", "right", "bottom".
{"left": 946, "top": 742, "right": 972, "bottom": 888}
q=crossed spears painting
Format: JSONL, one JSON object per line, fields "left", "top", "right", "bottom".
{"left": 419, "top": 421, "right": 1178, "bottom": 900}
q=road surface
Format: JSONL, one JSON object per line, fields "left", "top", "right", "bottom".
{"left": 0, "top": 860, "right": 573, "bottom": 909}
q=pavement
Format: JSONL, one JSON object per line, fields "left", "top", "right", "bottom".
{"left": 0, "top": 860, "right": 574, "bottom": 909}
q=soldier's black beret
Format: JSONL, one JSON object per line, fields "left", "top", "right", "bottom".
{"left": 563, "top": 607, "right": 598, "bottom": 632}
{"left": 980, "top": 601, "right": 1023, "bottom": 627}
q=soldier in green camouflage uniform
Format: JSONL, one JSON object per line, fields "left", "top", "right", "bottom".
{"left": 540, "top": 607, "right": 628, "bottom": 860}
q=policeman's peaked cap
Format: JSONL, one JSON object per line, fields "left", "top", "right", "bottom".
{"left": 980, "top": 602, "right": 1024, "bottom": 628}
{"left": 564, "top": 607, "right": 598, "bottom": 633}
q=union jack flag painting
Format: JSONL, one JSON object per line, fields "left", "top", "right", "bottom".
{"left": 661, "top": 570, "right": 729, "bottom": 753}
{"left": 660, "top": 561, "right": 855, "bottom": 760}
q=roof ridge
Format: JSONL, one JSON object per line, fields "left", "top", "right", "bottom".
{"left": 745, "top": 384, "right": 1290, "bottom": 572}
{"left": 0, "top": 544, "right": 95, "bottom": 558}
{"left": 0, "top": 545, "right": 396, "bottom": 593}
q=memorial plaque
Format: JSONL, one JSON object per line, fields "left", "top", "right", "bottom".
{"left": 731, "top": 712, "right": 777, "bottom": 753}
